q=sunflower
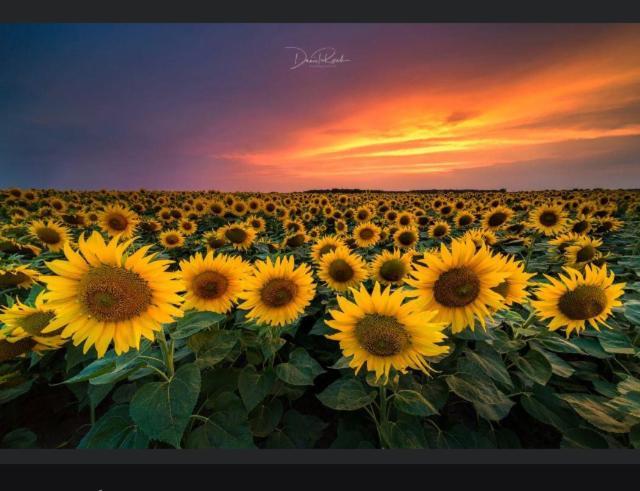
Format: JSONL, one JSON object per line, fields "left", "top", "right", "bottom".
{"left": 428, "top": 220, "right": 450, "bottom": 239}
{"left": 532, "top": 265, "right": 625, "bottom": 336}
{"left": 564, "top": 236, "right": 603, "bottom": 269}
{"left": 203, "top": 231, "right": 226, "bottom": 252}
{"left": 0, "top": 237, "right": 41, "bottom": 257}
{"left": 326, "top": 283, "right": 448, "bottom": 380}
{"left": 482, "top": 206, "right": 513, "bottom": 230}
{"left": 393, "top": 227, "right": 419, "bottom": 250}
{"left": 594, "top": 217, "right": 623, "bottom": 234}
{"left": 548, "top": 232, "right": 583, "bottom": 254}
{"left": 29, "top": 220, "right": 70, "bottom": 252}
{"left": 569, "top": 215, "right": 592, "bottom": 235}
{"left": 491, "top": 253, "right": 534, "bottom": 307}
{"left": 282, "top": 232, "right": 308, "bottom": 249}
{"left": 99, "top": 204, "right": 139, "bottom": 239}
{"left": 40, "top": 232, "right": 184, "bottom": 357}
{"left": 0, "top": 292, "right": 66, "bottom": 351}
{"left": 0, "top": 265, "right": 39, "bottom": 289}
{"left": 179, "top": 219, "right": 197, "bottom": 236}
{"left": 353, "top": 222, "right": 381, "bottom": 248}
{"left": 318, "top": 247, "right": 368, "bottom": 292}
{"left": 179, "top": 252, "right": 250, "bottom": 313}
{"left": 237, "top": 255, "right": 315, "bottom": 327}
{"left": 455, "top": 212, "right": 475, "bottom": 228}
{"left": 218, "top": 223, "right": 256, "bottom": 251}
{"left": 354, "top": 206, "right": 373, "bottom": 222}
{"left": 245, "top": 215, "right": 266, "bottom": 233}
{"left": 370, "top": 249, "right": 412, "bottom": 286}
{"left": 159, "top": 229, "right": 185, "bottom": 249}
{"left": 406, "top": 239, "right": 509, "bottom": 333}
{"left": 396, "top": 211, "right": 415, "bottom": 227}
{"left": 528, "top": 204, "right": 568, "bottom": 236}
{"left": 310, "top": 235, "right": 346, "bottom": 263}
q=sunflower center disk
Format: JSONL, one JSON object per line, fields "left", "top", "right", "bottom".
{"left": 539, "top": 211, "right": 559, "bottom": 226}
{"left": 355, "top": 314, "right": 410, "bottom": 357}
{"left": 166, "top": 235, "right": 179, "bottom": 245}
{"left": 0, "top": 272, "right": 29, "bottom": 288}
{"left": 260, "top": 278, "right": 298, "bottom": 308}
{"left": 573, "top": 221, "right": 589, "bottom": 233}
{"left": 328, "top": 259, "right": 355, "bottom": 282}
{"left": 225, "top": 228, "right": 247, "bottom": 244}
{"left": 379, "top": 259, "right": 406, "bottom": 282}
{"left": 434, "top": 267, "right": 481, "bottom": 307}
{"left": 459, "top": 216, "right": 472, "bottom": 226}
{"left": 37, "top": 227, "right": 61, "bottom": 244}
{"left": 286, "top": 234, "right": 305, "bottom": 247}
{"left": 359, "top": 228, "right": 375, "bottom": 240}
{"left": 576, "top": 245, "right": 596, "bottom": 262}
{"left": 433, "top": 226, "right": 447, "bottom": 237}
{"left": 78, "top": 266, "right": 153, "bottom": 322}
{"left": 397, "top": 231, "right": 415, "bottom": 246}
{"left": 558, "top": 285, "right": 607, "bottom": 320}
{"left": 319, "top": 244, "right": 336, "bottom": 256}
{"left": 108, "top": 214, "right": 128, "bottom": 231}
{"left": 488, "top": 212, "right": 507, "bottom": 227}
{"left": 19, "top": 311, "right": 56, "bottom": 336}
{"left": 192, "top": 271, "right": 229, "bottom": 299}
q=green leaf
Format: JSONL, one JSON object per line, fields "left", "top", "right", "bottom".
{"left": 597, "top": 329, "right": 636, "bottom": 355}
{"left": 514, "top": 349, "right": 552, "bottom": 385}
{"left": 533, "top": 336, "right": 584, "bottom": 355}
{"left": 490, "top": 329, "right": 526, "bottom": 353}
{"left": 630, "top": 424, "right": 640, "bottom": 449}
{"left": 1, "top": 428, "right": 37, "bottom": 448}
{"left": 78, "top": 405, "right": 149, "bottom": 449}
{"left": 88, "top": 382, "right": 115, "bottom": 408}
{"left": 249, "top": 399, "right": 283, "bottom": 438}
{"left": 572, "top": 337, "right": 612, "bottom": 359}
{"left": 559, "top": 393, "right": 630, "bottom": 433}
{"left": 463, "top": 346, "right": 513, "bottom": 388}
{"left": 380, "top": 420, "right": 427, "bottom": 448}
{"left": 188, "top": 329, "right": 240, "bottom": 369}
{"left": 623, "top": 300, "right": 640, "bottom": 325}
{"left": 329, "top": 356, "right": 353, "bottom": 370}
{"left": 520, "top": 387, "right": 581, "bottom": 433}
{"left": 309, "top": 317, "right": 333, "bottom": 336}
{"left": 445, "top": 373, "right": 510, "bottom": 406}
{"left": 238, "top": 366, "right": 276, "bottom": 412}
{"left": 130, "top": 363, "right": 201, "bottom": 448}
{"left": 561, "top": 428, "right": 608, "bottom": 449}
{"left": 316, "top": 377, "right": 377, "bottom": 411}
{"left": 473, "top": 399, "right": 514, "bottom": 421}
{"left": 279, "top": 409, "right": 328, "bottom": 448}
{"left": 393, "top": 390, "right": 438, "bottom": 417}
{"left": 0, "top": 379, "right": 33, "bottom": 405}
{"left": 170, "top": 310, "right": 226, "bottom": 340}
{"left": 275, "top": 347, "right": 325, "bottom": 386}
{"left": 531, "top": 347, "right": 575, "bottom": 378}
{"left": 186, "top": 392, "right": 255, "bottom": 448}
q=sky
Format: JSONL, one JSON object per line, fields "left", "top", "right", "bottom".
{"left": 1, "top": 23, "right": 640, "bottom": 192}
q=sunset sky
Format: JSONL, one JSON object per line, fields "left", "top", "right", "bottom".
{"left": 2, "top": 23, "right": 640, "bottom": 191}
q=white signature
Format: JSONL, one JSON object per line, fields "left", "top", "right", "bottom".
{"left": 285, "top": 47, "right": 351, "bottom": 70}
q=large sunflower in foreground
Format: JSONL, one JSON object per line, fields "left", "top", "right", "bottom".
{"left": 237, "top": 255, "right": 316, "bottom": 327}
{"left": 179, "top": 252, "right": 250, "bottom": 313}
{"left": 532, "top": 264, "right": 625, "bottom": 336}
{"left": 98, "top": 204, "right": 140, "bottom": 239}
{"left": 29, "top": 220, "right": 70, "bottom": 252}
{"left": 406, "top": 238, "right": 509, "bottom": 333}
{"left": 326, "top": 282, "right": 449, "bottom": 380}
{"left": 318, "top": 246, "right": 368, "bottom": 292}
{"left": 0, "top": 292, "right": 66, "bottom": 352}
{"left": 40, "top": 232, "right": 184, "bottom": 357}
{"left": 527, "top": 204, "right": 568, "bottom": 236}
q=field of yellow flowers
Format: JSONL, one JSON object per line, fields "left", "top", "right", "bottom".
{"left": 1, "top": 188, "right": 639, "bottom": 449}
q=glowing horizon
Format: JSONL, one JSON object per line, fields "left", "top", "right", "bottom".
{"left": 2, "top": 24, "right": 640, "bottom": 191}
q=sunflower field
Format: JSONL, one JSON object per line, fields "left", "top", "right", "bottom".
{"left": 1, "top": 188, "right": 640, "bottom": 449}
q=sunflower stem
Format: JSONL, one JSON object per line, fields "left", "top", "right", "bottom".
{"left": 523, "top": 232, "right": 539, "bottom": 271}
{"left": 156, "top": 329, "right": 174, "bottom": 380}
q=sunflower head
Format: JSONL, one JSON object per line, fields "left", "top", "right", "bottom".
{"left": 99, "top": 204, "right": 139, "bottom": 239}
{"left": 393, "top": 227, "right": 419, "bottom": 250}
{"left": 29, "top": 220, "right": 70, "bottom": 252}
{"left": 318, "top": 246, "right": 368, "bottom": 292}
{"left": 528, "top": 204, "right": 568, "bottom": 236}
{"left": 370, "top": 249, "right": 412, "bottom": 285}
{"left": 326, "top": 283, "right": 449, "bottom": 380}
{"left": 237, "top": 255, "right": 316, "bottom": 327}
{"left": 218, "top": 223, "right": 256, "bottom": 250}
{"left": 353, "top": 222, "right": 381, "bottom": 248}
{"left": 160, "top": 229, "right": 185, "bottom": 249}
{"left": 532, "top": 265, "right": 625, "bottom": 336}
